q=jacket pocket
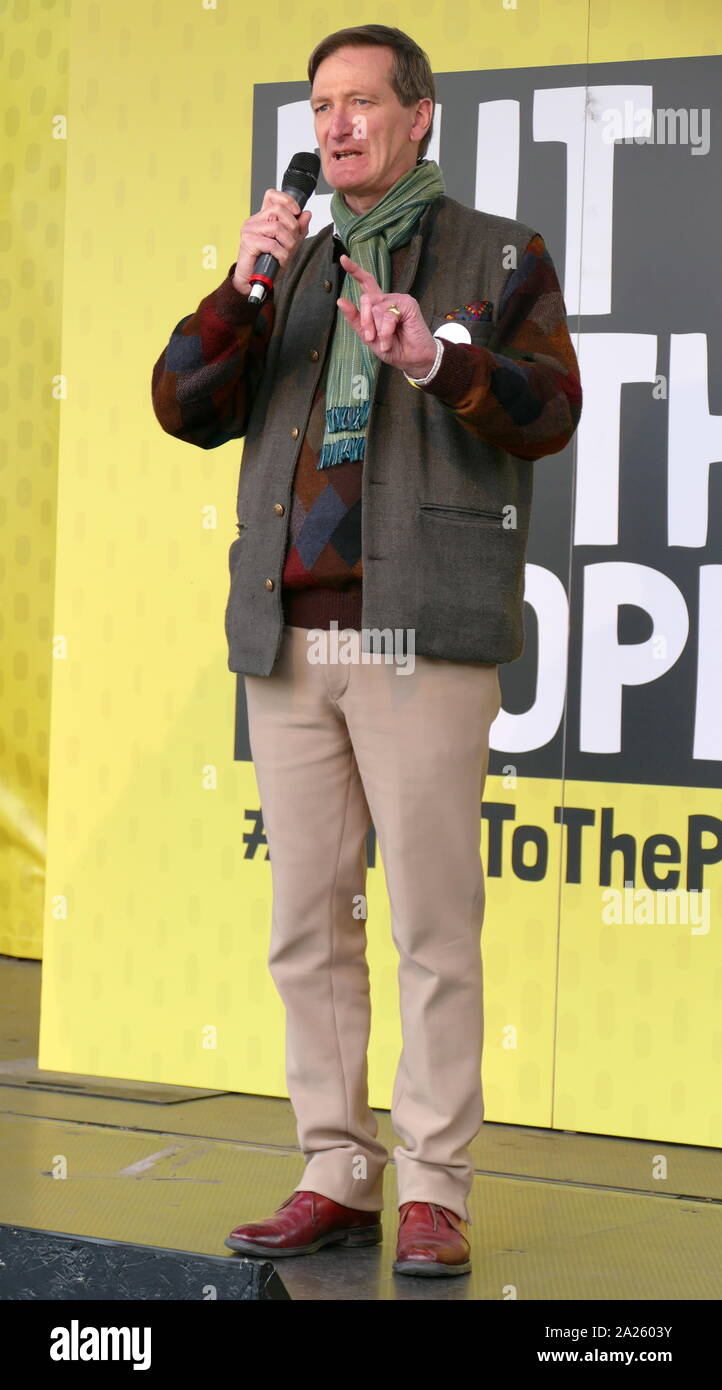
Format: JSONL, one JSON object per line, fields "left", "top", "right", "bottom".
{"left": 419, "top": 502, "right": 504, "bottom": 525}
{"left": 227, "top": 522, "right": 247, "bottom": 574}
{"left": 224, "top": 531, "right": 246, "bottom": 644}
{"left": 228, "top": 536, "right": 242, "bottom": 575}
{"left": 429, "top": 314, "right": 495, "bottom": 347}
{"left": 416, "top": 503, "right": 526, "bottom": 660}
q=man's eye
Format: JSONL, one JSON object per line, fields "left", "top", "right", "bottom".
{"left": 314, "top": 100, "right": 368, "bottom": 112}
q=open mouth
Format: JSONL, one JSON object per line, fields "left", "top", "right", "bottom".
{"left": 333, "top": 150, "right": 365, "bottom": 161}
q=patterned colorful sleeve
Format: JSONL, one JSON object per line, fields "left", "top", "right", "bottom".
{"left": 418, "top": 233, "right": 582, "bottom": 461}
{"left": 151, "top": 264, "right": 275, "bottom": 448}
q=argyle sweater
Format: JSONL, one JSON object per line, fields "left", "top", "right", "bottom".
{"left": 151, "top": 230, "right": 581, "bottom": 631}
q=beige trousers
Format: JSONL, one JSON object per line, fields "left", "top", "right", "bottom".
{"left": 243, "top": 623, "right": 501, "bottom": 1224}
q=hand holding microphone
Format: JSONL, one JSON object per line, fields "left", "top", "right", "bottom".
{"left": 232, "top": 152, "right": 320, "bottom": 304}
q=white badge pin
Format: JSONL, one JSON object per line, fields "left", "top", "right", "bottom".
{"left": 433, "top": 321, "right": 472, "bottom": 345}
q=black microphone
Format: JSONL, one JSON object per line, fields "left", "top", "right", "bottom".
{"left": 247, "top": 152, "right": 321, "bottom": 305}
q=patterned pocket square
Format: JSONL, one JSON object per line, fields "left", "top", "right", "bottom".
{"left": 442, "top": 301, "right": 494, "bottom": 322}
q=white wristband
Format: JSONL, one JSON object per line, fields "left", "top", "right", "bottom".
{"left": 404, "top": 336, "right": 444, "bottom": 387}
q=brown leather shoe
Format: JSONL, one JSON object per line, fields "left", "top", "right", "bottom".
{"left": 393, "top": 1201, "right": 471, "bottom": 1276}
{"left": 225, "top": 1190, "right": 382, "bottom": 1257}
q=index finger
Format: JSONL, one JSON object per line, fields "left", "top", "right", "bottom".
{"left": 339, "top": 254, "right": 380, "bottom": 292}
{"left": 266, "top": 189, "right": 302, "bottom": 215}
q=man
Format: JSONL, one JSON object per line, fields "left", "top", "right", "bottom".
{"left": 151, "top": 24, "right": 582, "bottom": 1277}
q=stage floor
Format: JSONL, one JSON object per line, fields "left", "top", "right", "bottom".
{"left": 2, "top": 957, "right": 721, "bottom": 1301}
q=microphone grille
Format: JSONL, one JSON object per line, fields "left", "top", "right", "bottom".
{"left": 288, "top": 151, "right": 321, "bottom": 178}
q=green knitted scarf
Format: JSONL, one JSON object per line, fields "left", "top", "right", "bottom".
{"left": 319, "top": 157, "right": 445, "bottom": 470}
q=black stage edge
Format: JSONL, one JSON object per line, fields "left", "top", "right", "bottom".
{"left": 0, "top": 1224, "right": 290, "bottom": 1300}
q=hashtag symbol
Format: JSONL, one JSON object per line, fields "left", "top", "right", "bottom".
{"left": 243, "top": 807, "right": 270, "bottom": 860}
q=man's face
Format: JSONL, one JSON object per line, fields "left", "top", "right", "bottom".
{"left": 311, "top": 44, "right": 432, "bottom": 213}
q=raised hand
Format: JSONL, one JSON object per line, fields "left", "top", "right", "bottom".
{"left": 336, "top": 253, "right": 438, "bottom": 379}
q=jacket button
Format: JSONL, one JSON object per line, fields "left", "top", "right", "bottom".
{"left": 265, "top": 578, "right": 274, "bottom": 591}
{"left": 290, "top": 426, "right": 299, "bottom": 439}
{"left": 274, "top": 503, "right": 284, "bottom": 515}
{"left": 323, "top": 279, "right": 333, "bottom": 291}
{"left": 309, "top": 349, "right": 319, "bottom": 361}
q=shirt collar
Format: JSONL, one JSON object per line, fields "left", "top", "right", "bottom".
{"left": 331, "top": 222, "right": 346, "bottom": 261}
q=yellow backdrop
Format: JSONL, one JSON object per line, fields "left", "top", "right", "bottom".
{"left": 4, "top": 0, "right": 716, "bottom": 1144}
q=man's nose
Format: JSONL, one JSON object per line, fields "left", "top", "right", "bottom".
{"left": 328, "top": 110, "right": 352, "bottom": 140}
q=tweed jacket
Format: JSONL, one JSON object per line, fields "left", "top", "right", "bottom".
{"left": 152, "top": 193, "right": 582, "bottom": 675}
